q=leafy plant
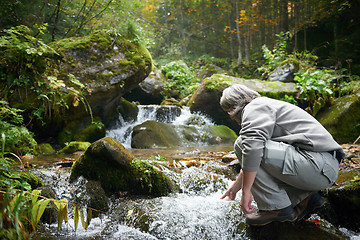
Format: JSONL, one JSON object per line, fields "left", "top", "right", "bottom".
{"left": 257, "top": 32, "right": 290, "bottom": 76}
{"left": 294, "top": 69, "right": 334, "bottom": 116}
{"left": 161, "top": 60, "right": 198, "bottom": 98}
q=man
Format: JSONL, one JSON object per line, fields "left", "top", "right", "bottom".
{"left": 220, "top": 84, "right": 344, "bottom": 226}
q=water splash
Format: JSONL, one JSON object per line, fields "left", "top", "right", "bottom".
{"left": 106, "top": 105, "right": 214, "bottom": 148}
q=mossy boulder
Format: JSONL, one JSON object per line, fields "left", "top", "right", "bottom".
{"left": 131, "top": 120, "right": 237, "bottom": 148}
{"left": 38, "top": 143, "right": 55, "bottom": 154}
{"left": 18, "top": 171, "right": 43, "bottom": 189}
{"left": 188, "top": 74, "right": 297, "bottom": 132}
{"left": 58, "top": 141, "right": 91, "bottom": 154}
{"left": 206, "top": 125, "right": 238, "bottom": 145}
{"left": 57, "top": 116, "right": 105, "bottom": 146}
{"left": 131, "top": 120, "right": 181, "bottom": 148}
{"left": 51, "top": 30, "right": 152, "bottom": 124}
{"left": 70, "top": 137, "right": 174, "bottom": 196}
{"left": 317, "top": 93, "right": 360, "bottom": 144}
{"left": 321, "top": 168, "right": 360, "bottom": 231}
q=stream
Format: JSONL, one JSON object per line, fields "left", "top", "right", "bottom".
{"left": 29, "top": 105, "right": 360, "bottom": 239}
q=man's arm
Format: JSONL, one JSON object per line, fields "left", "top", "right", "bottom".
{"left": 240, "top": 170, "right": 257, "bottom": 214}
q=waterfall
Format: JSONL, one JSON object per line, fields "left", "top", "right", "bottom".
{"left": 106, "top": 105, "right": 214, "bottom": 148}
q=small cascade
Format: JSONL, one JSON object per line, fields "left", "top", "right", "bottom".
{"left": 106, "top": 105, "right": 214, "bottom": 148}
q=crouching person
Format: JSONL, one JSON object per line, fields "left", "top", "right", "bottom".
{"left": 220, "top": 84, "right": 344, "bottom": 226}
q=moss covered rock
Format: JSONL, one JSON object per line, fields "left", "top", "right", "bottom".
{"left": 131, "top": 120, "right": 181, "bottom": 148}
{"left": 58, "top": 141, "right": 91, "bottom": 154}
{"left": 38, "top": 143, "right": 55, "bottom": 154}
{"left": 51, "top": 30, "right": 152, "bottom": 124}
{"left": 321, "top": 168, "right": 360, "bottom": 231}
{"left": 57, "top": 116, "right": 105, "bottom": 146}
{"left": 70, "top": 137, "right": 174, "bottom": 196}
{"left": 317, "top": 93, "right": 360, "bottom": 144}
{"left": 188, "top": 74, "right": 297, "bottom": 132}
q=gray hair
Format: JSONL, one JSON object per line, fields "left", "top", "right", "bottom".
{"left": 220, "top": 84, "right": 261, "bottom": 118}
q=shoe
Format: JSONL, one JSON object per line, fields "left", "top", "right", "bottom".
{"left": 295, "top": 193, "right": 327, "bottom": 221}
{"left": 246, "top": 205, "right": 297, "bottom": 226}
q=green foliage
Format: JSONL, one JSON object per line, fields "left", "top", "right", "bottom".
{"left": 294, "top": 69, "right": 335, "bottom": 116}
{"left": 280, "top": 95, "right": 297, "bottom": 105}
{"left": 257, "top": 32, "right": 290, "bottom": 76}
{"left": 0, "top": 25, "right": 93, "bottom": 128}
{"left": 161, "top": 60, "right": 199, "bottom": 98}
{"left": 151, "top": 154, "right": 166, "bottom": 161}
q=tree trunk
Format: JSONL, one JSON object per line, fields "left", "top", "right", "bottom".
{"left": 235, "top": 0, "right": 242, "bottom": 66}
{"left": 280, "top": 0, "right": 289, "bottom": 33}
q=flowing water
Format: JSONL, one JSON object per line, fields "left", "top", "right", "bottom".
{"left": 30, "top": 105, "right": 360, "bottom": 239}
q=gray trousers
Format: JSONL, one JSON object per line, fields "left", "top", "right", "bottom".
{"left": 234, "top": 138, "right": 339, "bottom": 210}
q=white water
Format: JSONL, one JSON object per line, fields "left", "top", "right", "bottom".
{"left": 106, "top": 105, "right": 214, "bottom": 148}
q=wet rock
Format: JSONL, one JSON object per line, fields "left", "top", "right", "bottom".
{"left": 85, "top": 180, "right": 109, "bottom": 217}
{"left": 317, "top": 93, "right": 360, "bottom": 144}
{"left": 222, "top": 153, "right": 237, "bottom": 163}
{"left": 37, "top": 186, "right": 58, "bottom": 224}
{"left": 58, "top": 141, "right": 91, "bottom": 154}
{"left": 321, "top": 168, "right": 360, "bottom": 231}
{"left": 123, "top": 67, "right": 166, "bottom": 104}
{"left": 131, "top": 120, "right": 181, "bottom": 148}
{"left": 247, "top": 221, "right": 345, "bottom": 240}
{"left": 131, "top": 120, "right": 237, "bottom": 148}
{"left": 57, "top": 116, "right": 105, "bottom": 146}
{"left": 38, "top": 143, "right": 55, "bottom": 154}
{"left": 70, "top": 137, "right": 175, "bottom": 196}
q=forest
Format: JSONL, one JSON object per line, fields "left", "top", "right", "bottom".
{"left": 1, "top": 0, "right": 359, "bottom": 73}
{"left": 1, "top": 0, "right": 360, "bottom": 239}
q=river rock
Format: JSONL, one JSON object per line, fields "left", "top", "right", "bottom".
{"left": 85, "top": 180, "right": 109, "bottom": 217}
{"left": 123, "top": 67, "right": 166, "bottom": 104}
{"left": 131, "top": 120, "right": 237, "bottom": 148}
{"left": 51, "top": 30, "right": 152, "bottom": 122}
{"left": 70, "top": 137, "right": 175, "bottom": 196}
{"left": 321, "top": 168, "right": 360, "bottom": 231}
{"left": 316, "top": 93, "right": 360, "bottom": 144}
{"left": 188, "top": 74, "right": 298, "bottom": 132}
{"left": 131, "top": 120, "right": 182, "bottom": 148}
{"left": 197, "top": 63, "right": 224, "bottom": 81}
{"left": 58, "top": 141, "right": 91, "bottom": 154}
{"left": 268, "top": 62, "right": 296, "bottom": 82}
{"left": 57, "top": 116, "right": 106, "bottom": 146}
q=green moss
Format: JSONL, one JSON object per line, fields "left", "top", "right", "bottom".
{"left": 280, "top": 58, "right": 300, "bottom": 72}
{"left": 90, "top": 55, "right": 97, "bottom": 61}
{"left": 58, "top": 141, "right": 91, "bottom": 154}
{"left": 130, "top": 158, "right": 174, "bottom": 196}
{"left": 18, "top": 171, "right": 43, "bottom": 189}
{"left": 317, "top": 94, "right": 360, "bottom": 143}
{"left": 204, "top": 74, "right": 234, "bottom": 91}
{"left": 38, "top": 143, "right": 55, "bottom": 154}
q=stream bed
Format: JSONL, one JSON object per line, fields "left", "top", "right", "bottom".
{"left": 28, "top": 146, "right": 360, "bottom": 240}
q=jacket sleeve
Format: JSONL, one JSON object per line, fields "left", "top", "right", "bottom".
{"left": 240, "top": 102, "right": 276, "bottom": 171}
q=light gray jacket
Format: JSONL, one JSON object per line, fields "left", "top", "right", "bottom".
{"left": 239, "top": 97, "right": 345, "bottom": 172}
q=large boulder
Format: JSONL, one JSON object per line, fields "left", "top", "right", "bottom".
{"left": 317, "top": 93, "right": 360, "bottom": 144}
{"left": 50, "top": 30, "right": 152, "bottom": 130}
{"left": 131, "top": 120, "right": 182, "bottom": 148}
{"left": 123, "top": 67, "right": 166, "bottom": 104}
{"left": 131, "top": 120, "right": 238, "bottom": 149}
{"left": 70, "top": 137, "right": 175, "bottom": 196}
{"left": 321, "top": 167, "right": 360, "bottom": 232}
{"left": 188, "top": 74, "right": 298, "bottom": 132}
